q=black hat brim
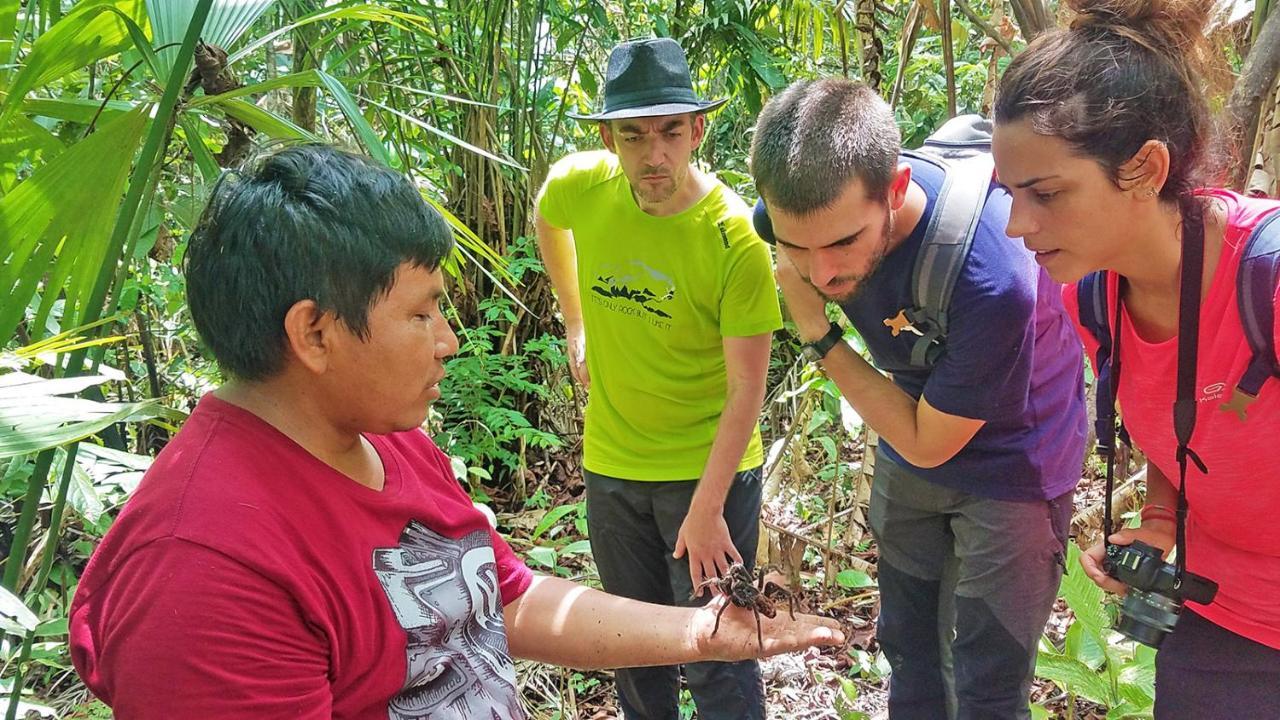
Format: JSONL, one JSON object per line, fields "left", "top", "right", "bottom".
{"left": 568, "top": 97, "right": 728, "bottom": 121}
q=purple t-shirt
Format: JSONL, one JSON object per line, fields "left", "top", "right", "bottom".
{"left": 842, "top": 156, "right": 1085, "bottom": 501}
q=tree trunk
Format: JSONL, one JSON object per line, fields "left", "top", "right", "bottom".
{"left": 941, "top": 0, "right": 957, "bottom": 117}
{"left": 1228, "top": 12, "right": 1280, "bottom": 190}
{"left": 291, "top": 19, "right": 319, "bottom": 133}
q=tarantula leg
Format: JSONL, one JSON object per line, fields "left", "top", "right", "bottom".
{"left": 754, "top": 608, "right": 763, "bottom": 649}
{"left": 691, "top": 577, "right": 716, "bottom": 601}
{"left": 712, "top": 597, "right": 731, "bottom": 637}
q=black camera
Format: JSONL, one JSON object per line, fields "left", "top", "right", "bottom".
{"left": 1103, "top": 540, "right": 1219, "bottom": 648}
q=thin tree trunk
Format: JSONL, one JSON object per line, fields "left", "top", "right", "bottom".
{"left": 291, "top": 5, "right": 319, "bottom": 133}
{"left": 889, "top": 1, "right": 926, "bottom": 108}
{"left": 941, "top": 0, "right": 957, "bottom": 117}
{"left": 1228, "top": 12, "right": 1280, "bottom": 190}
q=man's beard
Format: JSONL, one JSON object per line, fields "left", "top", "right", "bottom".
{"left": 813, "top": 208, "right": 893, "bottom": 305}
{"left": 633, "top": 165, "right": 686, "bottom": 205}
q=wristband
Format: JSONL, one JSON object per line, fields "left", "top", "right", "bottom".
{"left": 1139, "top": 504, "right": 1177, "bottom": 523}
{"left": 801, "top": 322, "right": 843, "bottom": 363}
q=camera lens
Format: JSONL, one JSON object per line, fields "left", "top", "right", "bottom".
{"left": 1115, "top": 589, "right": 1182, "bottom": 648}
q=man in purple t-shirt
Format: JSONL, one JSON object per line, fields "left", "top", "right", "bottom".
{"left": 750, "top": 80, "right": 1086, "bottom": 719}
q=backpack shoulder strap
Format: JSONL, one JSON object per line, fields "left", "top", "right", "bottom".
{"left": 1077, "top": 270, "right": 1118, "bottom": 452}
{"left": 903, "top": 152, "right": 994, "bottom": 367}
{"left": 1234, "top": 209, "right": 1280, "bottom": 398}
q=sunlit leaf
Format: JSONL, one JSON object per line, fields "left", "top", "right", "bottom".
{"left": 0, "top": 0, "right": 149, "bottom": 128}
{"left": 0, "top": 107, "right": 149, "bottom": 343}
{"left": 0, "top": 372, "right": 164, "bottom": 458}
{"left": 148, "top": 0, "right": 276, "bottom": 79}
{"left": 0, "top": 584, "right": 38, "bottom": 634}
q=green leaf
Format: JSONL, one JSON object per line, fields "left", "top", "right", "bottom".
{"left": 317, "top": 70, "right": 391, "bottom": 167}
{"left": 187, "top": 69, "right": 323, "bottom": 108}
{"left": 1105, "top": 701, "right": 1154, "bottom": 720}
{"left": 0, "top": 0, "right": 149, "bottom": 128}
{"left": 747, "top": 46, "right": 786, "bottom": 89}
{"left": 76, "top": 442, "right": 154, "bottom": 494}
{"left": 228, "top": 4, "right": 435, "bottom": 66}
{"left": 64, "top": 450, "right": 105, "bottom": 524}
{"left": 0, "top": 0, "right": 18, "bottom": 69}
{"left": 833, "top": 675, "right": 869, "bottom": 719}
{"left": 178, "top": 114, "right": 220, "bottom": 182}
{"left": 0, "top": 372, "right": 163, "bottom": 459}
{"left": 527, "top": 545, "right": 557, "bottom": 569}
{"left": 207, "top": 98, "right": 318, "bottom": 140}
{"left": 1063, "top": 617, "right": 1106, "bottom": 670}
{"left": 1035, "top": 649, "right": 1114, "bottom": 706}
{"left": 22, "top": 96, "right": 136, "bottom": 124}
{"left": 531, "top": 503, "right": 578, "bottom": 540}
{"left": 0, "top": 114, "right": 64, "bottom": 190}
{"left": 835, "top": 568, "right": 876, "bottom": 589}
{"left": 0, "top": 583, "right": 38, "bottom": 634}
{"left": 560, "top": 539, "right": 592, "bottom": 556}
{"left": 147, "top": 0, "right": 275, "bottom": 79}
{"left": 1059, "top": 541, "right": 1111, "bottom": 637}
{"left": 364, "top": 95, "right": 526, "bottom": 171}
{"left": 0, "top": 106, "right": 150, "bottom": 343}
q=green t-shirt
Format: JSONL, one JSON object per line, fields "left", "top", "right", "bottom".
{"left": 539, "top": 150, "right": 783, "bottom": 480}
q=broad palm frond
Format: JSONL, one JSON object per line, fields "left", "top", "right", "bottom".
{"left": 0, "top": 372, "right": 163, "bottom": 459}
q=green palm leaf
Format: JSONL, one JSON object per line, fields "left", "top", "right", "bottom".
{"left": 147, "top": 0, "right": 276, "bottom": 79}
{"left": 0, "top": 105, "right": 149, "bottom": 343}
{"left": 0, "top": 372, "right": 162, "bottom": 459}
{"left": 0, "top": 0, "right": 149, "bottom": 128}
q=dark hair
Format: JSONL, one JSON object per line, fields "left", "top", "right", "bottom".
{"left": 995, "top": 0, "right": 1214, "bottom": 237}
{"left": 750, "top": 78, "right": 901, "bottom": 214}
{"left": 185, "top": 144, "right": 454, "bottom": 381}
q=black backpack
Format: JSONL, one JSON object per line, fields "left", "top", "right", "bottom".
{"left": 754, "top": 114, "right": 997, "bottom": 369}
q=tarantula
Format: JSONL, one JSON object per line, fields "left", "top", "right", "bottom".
{"left": 693, "top": 563, "right": 798, "bottom": 649}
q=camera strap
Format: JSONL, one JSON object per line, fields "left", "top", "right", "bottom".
{"left": 1102, "top": 203, "right": 1208, "bottom": 584}
{"left": 1172, "top": 208, "right": 1208, "bottom": 580}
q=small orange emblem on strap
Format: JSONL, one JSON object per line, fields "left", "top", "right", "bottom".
{"left": 1219, "top": 388, "right": 1257, "bottom": 422}
{"left": 884, "top": 309, "right": 922, "bottom": 337}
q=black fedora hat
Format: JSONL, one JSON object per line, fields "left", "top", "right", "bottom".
{"left": 570, "top": 38, "right": 727, "bottom": 121}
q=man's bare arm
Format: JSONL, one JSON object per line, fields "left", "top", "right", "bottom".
{"left": 503, "top": 575, "right": 844, "bottom": 669}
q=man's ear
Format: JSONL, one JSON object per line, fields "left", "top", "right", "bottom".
{"left": 1119, "top": 139, "right": 1171, "bottom": 197}
{"left": 689, "top": 113, "right": 706, "bottom": 149}
{"left": 888, "top": 162, "right": 913, "bottom": 211}
{"left": 599, "top": 121, "right": 616, "bottom": 153}
{"left": 281, "top": 299, "right": 334, "bottom": 375}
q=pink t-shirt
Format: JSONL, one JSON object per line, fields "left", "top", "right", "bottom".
{"left": 1064, "top": 190, "right": 1280, "bottom": 649}
{"left": 70, "top": 394, "right": 533, "bottom": 718}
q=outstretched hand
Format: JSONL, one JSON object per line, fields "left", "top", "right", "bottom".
{"left": 690, "top": 596, "right": 845, "bottom": 661}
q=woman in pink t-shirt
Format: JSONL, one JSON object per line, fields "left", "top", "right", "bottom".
{"left": 987, "top": 0, "right": 1280, "bottom": 717}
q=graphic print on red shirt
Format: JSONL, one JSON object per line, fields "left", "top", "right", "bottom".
{"left": 374, "top": 520, "right": 522, "bottom": 718}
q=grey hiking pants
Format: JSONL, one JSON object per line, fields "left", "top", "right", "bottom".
{"left": 583, "top": 467, "right": 765, "bottom": 720}
{"left": 870, "top": 455, "right": 1072, "bottom": 720}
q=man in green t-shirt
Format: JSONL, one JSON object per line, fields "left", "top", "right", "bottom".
{"left": 533, "top": 38, "right": 782, "bottom": 720}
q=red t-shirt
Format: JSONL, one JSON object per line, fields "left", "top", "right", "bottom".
{"left": 69, "top": 394, "right": 533, "bottom": 718}
{"left": 1063, "top": 190, "right": 1280, "bottom": 649}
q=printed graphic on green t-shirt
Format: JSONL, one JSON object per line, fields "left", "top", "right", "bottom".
{"left": 539, "top": 151, "right": 783, "bottom": 480}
